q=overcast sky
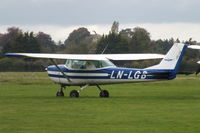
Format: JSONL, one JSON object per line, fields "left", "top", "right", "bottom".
{"left": 0, "top": 0, "right": 200, "bottom": 42}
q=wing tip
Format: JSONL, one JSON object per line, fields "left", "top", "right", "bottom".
{"left": 5, "top": 53, "right": 22, "bottom": 56}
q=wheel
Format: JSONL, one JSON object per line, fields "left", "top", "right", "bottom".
{"left": 56, "top": 91, "right": 64, "bottom": 97}
{"left": 99, "top": 90, "right": 109, "bottom": 98}
{"left": 70, "top": 90, "right": 79, "bottom": 98}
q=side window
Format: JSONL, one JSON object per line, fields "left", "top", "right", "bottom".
{"left": 66, "top": 59, "right": 115, "bottom": 69}
{"left": 72, "top": 60, "right": 86, "bottom": 69}
{"left": 85, "top": 61, "right": 97, "bottom": 69}
{"left": 92, "top": 61, "right": 102, "bottom": 68}
{"left": 65, "top": 59, "right": 72, "bottom": 68}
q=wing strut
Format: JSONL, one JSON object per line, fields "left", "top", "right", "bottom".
{"left": 101, "top": 44, "right": 109, "bottom": 54}
{"left": 50, "top": 59, "right": 71, "bottom": 82}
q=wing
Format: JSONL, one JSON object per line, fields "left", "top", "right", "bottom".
{"left": 5, "top": 53, "right": 164, "bottom": 61}
{"left": 188, "top": 45, "right": 200, "bottom": 50}
{"left": 188, "top": 46, "right": 200, "bottom": 65}
{"left": 103, "top": 54, "right": 164, "bottom": 60}
{"left": 5, "top": 53, "right": 106, "bottom": 60}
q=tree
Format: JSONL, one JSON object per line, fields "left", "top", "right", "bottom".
{"left": 64, "top": 27, "right": 90, "bottom": 46}
{"left": 0, "top": 33, "right": 3, "bottom": 52}
{"left": 120, "top": 28, "right": 134, "bottom": 38}
{"left": 111, "top": 21, "right": 119, "bottom": 34}
{"left": 36, "top": 32, "right": 56, "bottom": 53}
{"left": 2, "top": 32, "right": 40, "bottom": 53}
{"left": 0, "top": 27, "right": 22, "bottom": 53}
{"left": 1, "top": 24, "right": 200, "bottom": 72}
{"left": 63, "top": 27, "right": 99, "bottom": 54}
{"left": 96, "top": 32, "right": 129, "bottom": 54}
{"left": 129, "top": 27, "right": 151, "bottom": 53}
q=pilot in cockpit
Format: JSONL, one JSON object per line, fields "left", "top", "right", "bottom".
{"left": 86, "top": 61, "right": 96, "bottom": 69}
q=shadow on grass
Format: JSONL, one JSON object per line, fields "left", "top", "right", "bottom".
{"left": 1, "top": 95, "right": 200, "bottom": 101}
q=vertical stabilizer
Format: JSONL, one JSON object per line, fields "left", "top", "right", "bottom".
{"left": 146, "top": 43, "right": 187, "bottom": 73}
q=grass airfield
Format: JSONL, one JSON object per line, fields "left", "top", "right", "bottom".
{"left": 0, "top": 72, "right": 200, "bottom": 133}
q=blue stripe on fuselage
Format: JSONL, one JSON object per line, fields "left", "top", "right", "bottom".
{"left": 48, "top": 74, "right": 109, "bottom": 79}
{"left": 47, "top": 65, "right": 175, "bottom": 80}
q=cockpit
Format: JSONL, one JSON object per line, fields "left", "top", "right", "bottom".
{"left": 65, "top": 59, "right": 116, "bottom": 70}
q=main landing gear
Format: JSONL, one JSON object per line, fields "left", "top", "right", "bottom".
{"left": 56, "top": 84, "right": 109, "bottom": 98}
{"left": 97, "top": 85, "right": 109, "bottom": 98}
{"left": 56, "top": 85, "right": 65, "bottom": 97}
{"left": 70, "top": 90, "right": 79, "bottom": 98}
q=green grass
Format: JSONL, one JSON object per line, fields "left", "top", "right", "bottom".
{"left": 0, "top": 72, "right": 200, "bottom": 133}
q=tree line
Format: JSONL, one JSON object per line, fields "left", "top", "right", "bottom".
{"left": 0, "top": 22, "right": 200, "bottom": 72}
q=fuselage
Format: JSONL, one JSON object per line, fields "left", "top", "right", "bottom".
{"left": 47, "top": 65, "right": 176, "bottom": 86}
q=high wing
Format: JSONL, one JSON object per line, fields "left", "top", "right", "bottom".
{"left": 188, "top": 45, "right": 200, "bottom": 65}
{"left": 5, "top": 53, "right": 164, "bottom": 61}
{"left": 188, "top": 45, "right": 200, "bottom": 50}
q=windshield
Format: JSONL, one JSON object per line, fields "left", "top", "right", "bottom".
{"left": 65, "top": 59, "right": 116, "bottom": 70}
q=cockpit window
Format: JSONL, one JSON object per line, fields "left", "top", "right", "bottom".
{"left": 65, "top": 59, "right": 116, "bottom": 70}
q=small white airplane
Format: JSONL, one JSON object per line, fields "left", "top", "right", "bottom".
{"left": 5, "top": 43, "right": 200, "bottom": 98}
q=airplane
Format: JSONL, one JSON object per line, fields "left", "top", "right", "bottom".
{"left": 188, "top": 45, "right": 200, "bottom": 75}
{"left": 196, "top": 61, "right": 200, "bottom": 75}
{"left": 5, "top": 43, "right": 200, "bottom": 98}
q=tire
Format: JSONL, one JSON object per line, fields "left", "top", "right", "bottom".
{"left": 99, "top": 90, "right": 109, "bottom": 98}
{"left": 56, "top": 91, "right": 64, "bottom": 97}
{"left": 70, "top": 90, "right": 79, "bottom": 98}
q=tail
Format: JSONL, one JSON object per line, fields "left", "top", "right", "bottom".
{"left": 146, "top": 43, "right": 187, "bottom": 73}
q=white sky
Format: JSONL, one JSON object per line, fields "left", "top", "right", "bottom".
{"left": 0, "top": 0, "right": 200, "bottom": 42}
{"left": 1, "top": 23, "right": 200, "bottom": 42}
